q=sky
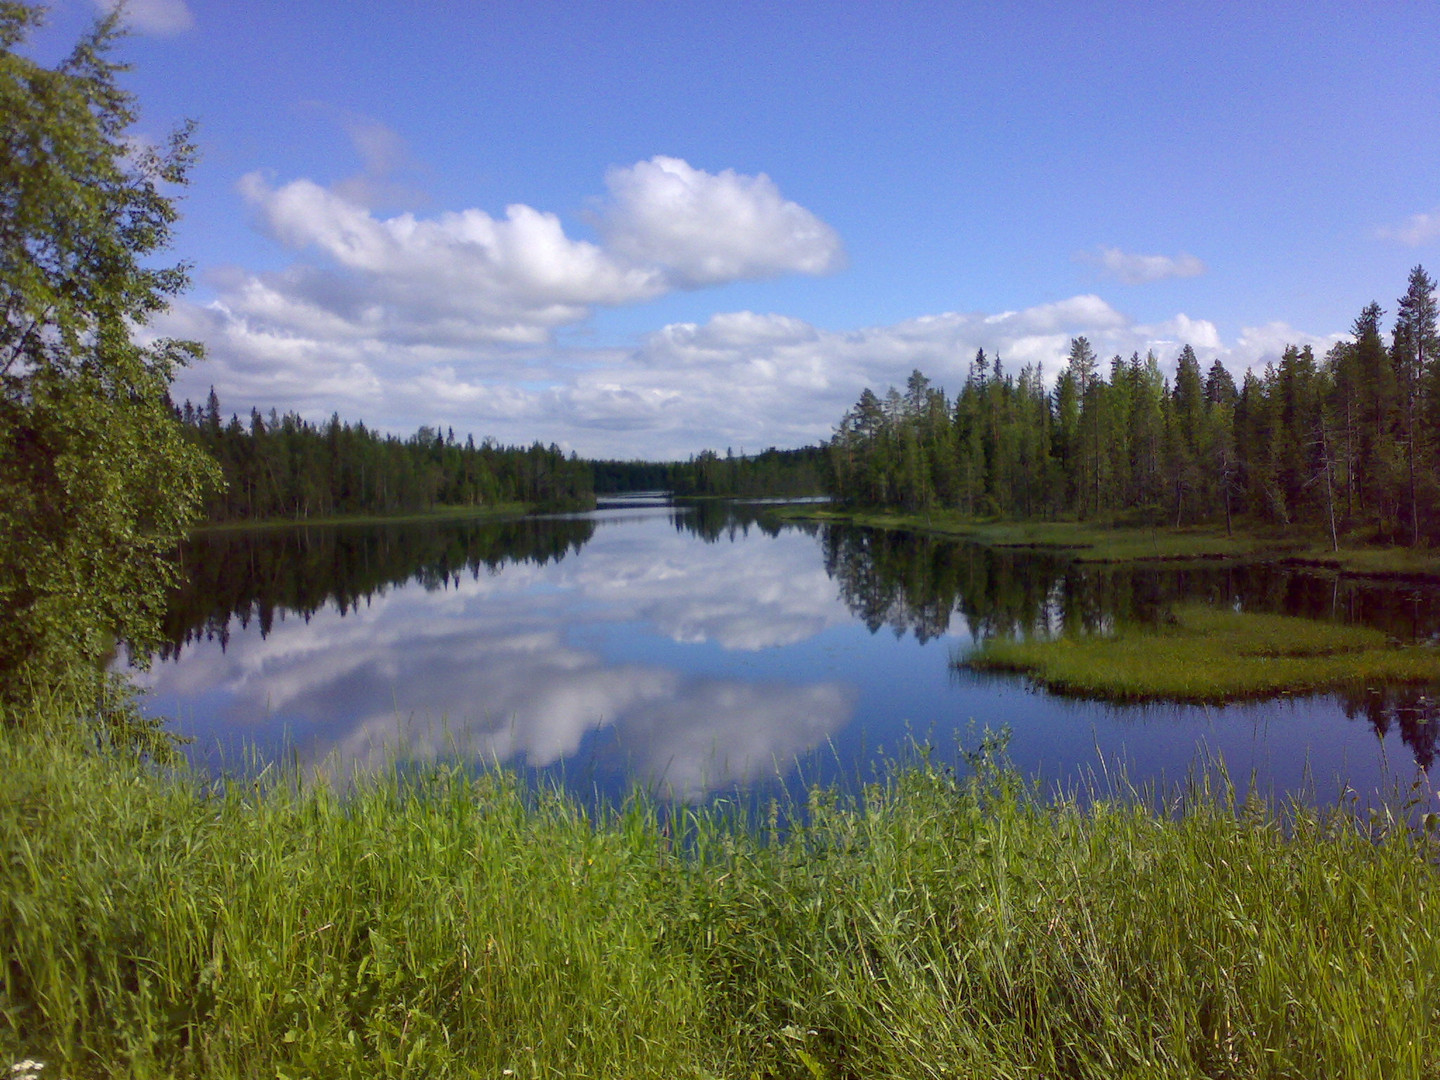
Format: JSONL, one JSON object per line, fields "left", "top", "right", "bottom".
{"left": 23, "top": 0, "right": 1440, "bottom": 459}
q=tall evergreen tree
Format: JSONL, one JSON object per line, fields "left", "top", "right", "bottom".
{"left": 1392, "top": 265, "right": 1438, "bottom": 544}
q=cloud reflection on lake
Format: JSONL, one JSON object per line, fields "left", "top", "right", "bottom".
{"left": 132, "top": 511, "right": 857, "bottom": 799}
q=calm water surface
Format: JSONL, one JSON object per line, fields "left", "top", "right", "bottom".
{"left": 130, "top": 499, "right": 1440, "bottom": 806}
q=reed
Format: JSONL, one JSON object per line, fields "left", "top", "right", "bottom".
{"left": 4, "top": 714, "right": 1439, "bottom": 1078}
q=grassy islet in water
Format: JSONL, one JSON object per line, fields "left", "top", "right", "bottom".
{"left": 965, "top": 602, "right": 1440, "bottom": 703}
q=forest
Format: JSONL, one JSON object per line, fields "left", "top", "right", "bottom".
{"left": 181, "top": 391, "right": 828, "bottom": 524}
{"left": 178, "top": 392, "right": 596, "bottom": 520}
{"left": 593, "top": 445, "right": 826, "bottom": 497}
{"left": 828, "top": 267, "right": 1440, "bottom": 547}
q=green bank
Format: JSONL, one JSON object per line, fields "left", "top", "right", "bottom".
{"left": 187, "top": 501, "right": 535, "bottom": 534}
{"left": 4, "top": 715, "right": 1440, "bottom": 1079}
{"left": 773, "top": 504, "right": 1440, "bottom": 577}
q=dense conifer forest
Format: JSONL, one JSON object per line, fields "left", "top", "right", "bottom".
{"left": 178, "top": 392, "right": 595, "bottom": 520}
{"left": 180, "top": 392, "right": 828, "bottom": 523}
{"left": 593, "top": 445, "right": 826, "bottom": 497}
{"left": 828, "top": 267, "right": 1440, "bottom": 546}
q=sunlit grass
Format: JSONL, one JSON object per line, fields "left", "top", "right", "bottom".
{"left": 4, "top": 714, "right": 1440, "bottom": 1078}
{"left": 1296, "top": 542, "right": 1440, "bottom": 578}
{"left": 189, "top": 501, "right": 534, "bottom": 534}
{"left": 965, "top": 602, "right": 1440, "bottom": 702}
{"left": 778, "top": 505, "right": 1440, "bottom": 575}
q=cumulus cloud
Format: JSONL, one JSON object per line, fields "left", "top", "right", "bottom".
{"left": 1231, "top": 322, "right": 1345, "bottom": 366}
{"left": 1376, "top": 209, "right": 1440, "bottom": 247}
{"left": 165, "top": 155, "right": 1341, "bottom": 459}
{"left": 597, "top": 156, "right": 845, "bottom": 285}
{"left": 168, "top": 277, "right": 1342, "bottom": 460}
{"left": 1135, "top": 313, "right": 1224, "bottom": 352}
{"left": 92, "top": 0, "right": 193, "bottom": 34}
{"left": 1085, "top": 246, "right": 1206, "bottom": 285}
{"left": 236, "top": 172, "right": 667, "bottom": 345}
{"left": 220, "top": 157, "right": 840, "bottom": 353}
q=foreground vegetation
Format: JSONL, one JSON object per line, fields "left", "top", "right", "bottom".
{"left": 966, "top": 603, "right": 1440, "bottom": 703}
{"left": 4, "top": 717, "right": 1440, "bottom": 1079}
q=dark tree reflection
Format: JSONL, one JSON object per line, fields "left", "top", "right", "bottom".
{"left": 817, "top": 521, "right": 1440, "bottom": 772}
{"left": 1335, "top": 686, "right": 1440, "bottom": 773}
{"left": 156, "top": 517, "right": 596, "bottom": 656}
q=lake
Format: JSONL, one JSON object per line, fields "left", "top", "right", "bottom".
{"left": 130, "top": 497, "right": 1440, "bottom": 808}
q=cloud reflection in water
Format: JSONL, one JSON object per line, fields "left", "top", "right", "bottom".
{"left": 133, "top": 514, "right": 857, "bottom": 799}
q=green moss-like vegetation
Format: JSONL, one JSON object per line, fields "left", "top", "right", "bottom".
{"left": 189, "top": 501, "right": 535, "bottom": 534}
{"left": 1287, "top": 542, "right": 1440, "bottom": 579}
{"left": 775, "top": 504, "right": 1440, "bottom": 577}
{"left": 965, "top": 603, "right": 1440, "bottom": 703}
{"left": 5, "top": 715, "right": 1440, "bottom": 1078}
{"left": 773, "top": 506, "right": 1286, "bottom": 560}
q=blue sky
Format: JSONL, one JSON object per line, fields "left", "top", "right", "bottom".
{"left": 27, "top": 0, "right": 1440, "bottom": 458}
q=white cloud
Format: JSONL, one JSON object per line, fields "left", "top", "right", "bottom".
{"left": 1086, "top": 246, "right": 1206, "bottom": 285}
{"left": 164, "top": 158, "right": 1339, "bottom": 458}
{"left": 93, "top": 0, "right": 193, "bottom": 34}
{"left": 598, "top": 156, "right": 845, "bottom": 286}
{"left": 223, "top": 157, "right": 840, "bottom": 351}
{"left": 1231, "top": 322, "right": 1345, "bottom": 367}
{"left": 168, "top": 280, "right": 1341, "bottom": 459}
{"left": 1135, "top": 313, "right": 1224, "bottom": 352}
{"left": 236, "top": 172, "right": 667, "bottom": 345}
{"left": 133, "top": 525, "right": 857, "bottom": 798}
{"left": 1376, "top": 209, "right": 1440, "bottom": 247}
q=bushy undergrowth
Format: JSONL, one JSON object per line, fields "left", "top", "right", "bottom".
{"left": 3, "top": 715, "right": 1440, "bottom": 1079}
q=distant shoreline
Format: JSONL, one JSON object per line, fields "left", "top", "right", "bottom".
{"left": 767, "top": 504, "right": 1440, "bottom": 579}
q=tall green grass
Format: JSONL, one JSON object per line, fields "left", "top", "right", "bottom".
{"left": 4, "top": 715, "right": 1440, "bottom": 1078}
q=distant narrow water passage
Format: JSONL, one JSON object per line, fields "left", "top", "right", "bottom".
{"left": 130, "top": 504, "right": 1440, "bottom": 807}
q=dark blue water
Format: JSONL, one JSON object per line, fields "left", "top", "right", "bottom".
{"left": 129, "top": 500, "right": 1440, "bottom": 808}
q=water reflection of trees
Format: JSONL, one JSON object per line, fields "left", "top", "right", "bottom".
{"left": 818, "top": 524, "right": 1440, "bottom": 646}
{"left": 158, "top": 517, "right": 596, "bottom": 655}
{"left": 1335, "top": 686, "right": 1440, "bottom": 773}
{"left": 671, "top": 499, "right": 809, "bottom": 544}
{"left": 819, "top": 526, "right": 1194, "bottom": 644}
{"left": 819, "top": 523, "right": 1440, "bottom": 773}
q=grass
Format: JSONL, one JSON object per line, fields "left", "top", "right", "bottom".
{"left": 774, "top": 504, "right": 1440, "bottom": 575}
{"left": 965, "top": 602, "right": 1440, "bottom": 703}
{"left": 5, "top": 714, "right": 1440, "bottom": 1078}
{"left": 1288, "top": 541, "right": 1440, "bottom": 579}
{"left": 189, "top": 502, "right": 534, "bottom": 534}
{"left": 771, "top": 506, "right": 1281, "bottom": 561}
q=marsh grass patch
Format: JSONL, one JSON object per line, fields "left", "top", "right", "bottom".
{"left": 964, "top": 602, "right": 1440, "bottom": 703}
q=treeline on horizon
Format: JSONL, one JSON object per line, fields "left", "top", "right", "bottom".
{"left": 593, "top": 445, "right": 827, "bottom": 497}
{"left": 179, "top": 392, "right": 828, "bottom": 523}
{"left": 178, "top": 392, "right": 596, "bottom": 520}
{"left": 828, "top": 267, "right": 1440, "bottom": 546}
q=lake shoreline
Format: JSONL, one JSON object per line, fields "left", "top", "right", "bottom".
{"left": 769, "top": 504, "right": 1440, "bottom": 580}
{"left": 186, "top": 501, "right": 536, "bottom": 534}
{"left": 5, "top": 716, "right": 1439, "bottom": 1078}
